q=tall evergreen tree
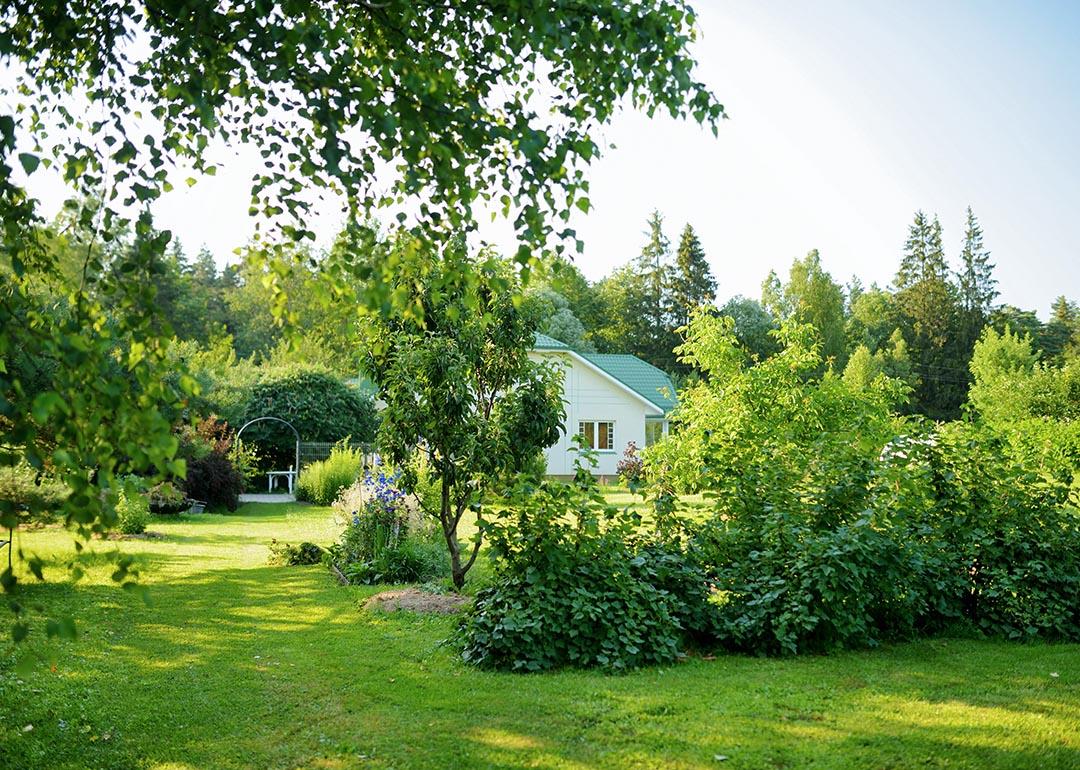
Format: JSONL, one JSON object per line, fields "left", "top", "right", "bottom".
{"left": 1041, "top": 295, "right": 1079, "bottom": 362}
{"left": 896, "top": 210, "right": 948, "bottom": 289}
{"left": 956, "top": 207, "right": 998, "bottom": 316}
{"left": 667, "top": 223, "right": 716, "bottom": 329}
{"left": 893, "top": 213, "right": 963, "bottom": 418}
{"left": 952, "top": 206, "right": 1000, "bottom": 383}
{"left": 637, "top": 210, "right": 670, "bottom": 337}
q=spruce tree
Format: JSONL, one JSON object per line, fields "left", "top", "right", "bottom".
{"left": 955, "top": 207, "right": 998, "bottom": 372}
{"left": 956, "top": 207, "right": 998, "bottom": 318}
{"left": 631, "top": 210, "right": 678, "bottom": 370}
{"left": 893, "top": 212, "right": 963, "bottom": 418}
{"left": 667, "top": 223, "right": 717, "bottom": 329}
{"left": 896, "top": 210, "right": 931, "bottom": 290}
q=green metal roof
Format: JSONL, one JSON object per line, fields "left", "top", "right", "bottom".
{"left": 533, "top": 332, "right": 572, "bottom": 350}
{"left": 579, "top": 353, "right": 678, "bottom": 414}
{"left": 533, "top": 333, "right": 677, "bottom": 414}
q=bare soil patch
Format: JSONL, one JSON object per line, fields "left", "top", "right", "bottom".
{"left": 364, "top": 588, "right": 470, "bottom": 614}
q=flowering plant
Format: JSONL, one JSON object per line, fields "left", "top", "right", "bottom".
{"left": 616, "top": 441, "right": 645, "bottom": 489}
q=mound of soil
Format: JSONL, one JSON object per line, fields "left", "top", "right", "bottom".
{"left": 364, "top": 588, "right": 470, "bottom": 615}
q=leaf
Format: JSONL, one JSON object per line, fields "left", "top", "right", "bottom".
{"left": 18, "top": 152, "right": 40, "bottom": 174}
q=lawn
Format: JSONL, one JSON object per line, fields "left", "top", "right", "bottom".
{"left": 1, "top": 501, "right": 1078, "bottom": 770}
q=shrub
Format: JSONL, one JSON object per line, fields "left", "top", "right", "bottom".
{"left": 461, "top": 449, "right": 716, "bottom": 672}
{"left": 235, "top": 368, "right": 378, "bottom": 469}
{"left": 115, "top": 490, "right": 150, "bottom": 535}
{"left": 296, "top": 443, "right": 364, "bottom": 505}
{"left": 177, "top": 416, "right": 245, "bottom": 511}
{"left": 326, "top": 472, "right": 448, "bottom": 584}
{"left": 268, "top": 539, "right": 324, "bottom": 566}
{"left": 148, "top": 480, "right": 188, "bottom": 515}
{"left": 616, "top": 441, "right": 644, "bottom": 488}
{"left": 184, "top": 451, "right": 244, "bottom": 511}
{"left": 0, "top": 463, "right": 67, "bottom": 524}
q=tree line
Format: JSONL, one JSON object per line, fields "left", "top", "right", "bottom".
{"left": 529, "top": 207, "right": 1080, "bottom": 420}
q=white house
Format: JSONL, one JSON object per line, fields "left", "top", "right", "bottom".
{"left": 529, "top": 333, "right": 677, "bottom": 477}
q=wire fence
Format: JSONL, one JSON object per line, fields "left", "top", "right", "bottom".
{"left": 297, "top": 441, "right": 378, "bottom": 470}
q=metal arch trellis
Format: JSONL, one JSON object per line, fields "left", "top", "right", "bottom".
{"left": 235, "top": 417, "right": 301, "bottom": 484}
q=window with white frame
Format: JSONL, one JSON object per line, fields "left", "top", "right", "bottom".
{"left": 578, "top": 420, "right": 614, "bottom": 451}
{"left": 645, "top": 420, "right": 666, "bottom": 447}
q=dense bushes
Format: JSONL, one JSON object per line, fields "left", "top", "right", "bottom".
{"left": 644, "top": 311, "right": 1080, "bottom": 655}
{"left": 461, "top": 453, "right": 716, "bottom": 672}
{"left": 178, "top": 417, "right": 245, "bottom": 511}
{"left": 326, "top": 472, "right": 447, "bottom": 584}
{"left": 296, "top": 443, "right": 365, "bottom": 505}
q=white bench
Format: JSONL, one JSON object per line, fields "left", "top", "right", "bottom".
{"left": 266, "top": 469, "right": 297, "bottom": 494}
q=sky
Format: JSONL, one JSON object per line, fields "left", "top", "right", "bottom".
{"left": 12, "top": 0, "right": 1080, "bottom": 315}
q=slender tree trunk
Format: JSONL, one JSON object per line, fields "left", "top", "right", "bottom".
{"left": 439, "top": 474, "right": 465, "bottom": 588}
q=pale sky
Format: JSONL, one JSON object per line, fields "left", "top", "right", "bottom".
{"left": 11, "top": 0, "right": 1080, "bottom": 315}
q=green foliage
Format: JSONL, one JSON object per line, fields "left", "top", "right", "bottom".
{"left": 652, "top": 310, "right": 1080, "bottom": 653}
{"left": 523, "top": 287, "right": 594, "bottom": 352}
{"left": 461, "top": 449, "right": 716, "bottom": 671}
{"left": 0, "top": 463, "right": 67, "bottom": 524}
{"left": 236, "top": 368, "right": 377, "bottom": 470}
{"left": 765, "top": 250, "right": 848, "bottom": 369}
{"left": 177, "top": 417, "right": 245, "bottom": 511}
{"left": 968, "top": 325, "right": 1039, "bottom": 422}
{"left": 147, "top": 480, "right": 189, "bottom": 515}
{"left": 267, "top": 539, "right": 324, "bottom": 566}
{"left": 326, "top": 473, "right": 448, "bottom": 585}
{"left": 296, "top": 443, "right": 365, "bottom": 506}
{"left": 716, "top": 295, "right": 780, "bottom": 362}
{"left": 667, "top": 223, "right": 717, "bottom": 331}
{"left": 365, "top": 242, "right": 564, "bottom": 588}
{"left": 115, "top": 490, "right": 150, "bottom": 536}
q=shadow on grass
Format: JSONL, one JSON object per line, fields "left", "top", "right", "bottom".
{"left": 3, "top": 564, "right": 1078, "bottom": 770}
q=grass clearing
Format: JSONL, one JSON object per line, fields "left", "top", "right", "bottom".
{"left": 1, "top": 501, "right": 1078, "bottom": 769}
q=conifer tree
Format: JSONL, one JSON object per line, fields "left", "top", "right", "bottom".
{"left": 956, "top": 207, "right": 998, "bottom": 316}
{"left": 893, "top": 211, "right": 963, "bottom": 418}
{"left": 631, "top": 210, "right": 679, "bottom": 371}
{"left": 667, "top": 223, "right": 717, "bottom": 329}
{"left": 637, "top": 210, "right": 670, "bottom": 337}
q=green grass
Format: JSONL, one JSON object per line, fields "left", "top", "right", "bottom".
{"left": 2, "top": 501, "right": 1078, "bottom": 769}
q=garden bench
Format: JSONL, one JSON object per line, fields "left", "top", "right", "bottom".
{"left": 267, "top": 469, "right": 297, "bottom": 494}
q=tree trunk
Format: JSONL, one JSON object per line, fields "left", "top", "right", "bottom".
{"left": 439, "top": 474, "right": 465, "bottom": 589}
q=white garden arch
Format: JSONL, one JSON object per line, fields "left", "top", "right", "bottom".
{"left": 236, "top": 417, "right": 300, "bottom": 493}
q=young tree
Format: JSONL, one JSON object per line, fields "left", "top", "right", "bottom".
{"left": 770, "top": 250, "right": 848, "bottom": 369}
{"left": 363, "top": 242, "right": 564, "bottom": 588}
{"left": 667, "top": 223, "right": 717, "bottom": 329}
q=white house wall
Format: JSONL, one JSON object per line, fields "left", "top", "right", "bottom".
{"left": 529, "top": 351, "right": 654, "bottom": 477}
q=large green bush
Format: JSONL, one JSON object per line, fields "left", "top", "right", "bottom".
{"left": 178, "top": 417, "right": 245, "bottom": 511}
{"left": 296, "top": 443, "right": 365, "bottom": 506}
{"left": 461, "top": 452, "right": 716, "bottom": 672}
{"left": 235, "top": 368, "right": 377, "bottom": 469}
{"left": 648, "top": 310, "right": 1080, "bottom": 655}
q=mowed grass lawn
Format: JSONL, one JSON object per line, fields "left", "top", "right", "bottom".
{"left": 1, "top": 502, "right": 1078, "bottom": 770}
